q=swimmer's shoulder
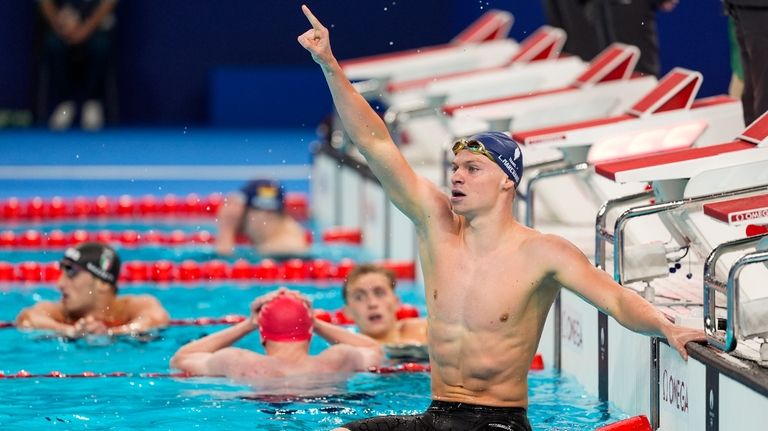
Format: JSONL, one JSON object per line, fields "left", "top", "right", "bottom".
{"left": 519, "top": 230, "right": 589, "bottom": 270}
{"left": 117, "top": 294, "right": 168, "bottom": 321}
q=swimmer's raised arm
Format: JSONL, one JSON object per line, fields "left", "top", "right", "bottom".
{"left": 536, "top": 234, "right": 706, "bottom": 360}
{"left": 298, "top": 5, "right": 447, "bottom": 225}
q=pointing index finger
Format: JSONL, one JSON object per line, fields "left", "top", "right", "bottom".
{"left": 302, "top": 4, "right": 323, "bottom": 30}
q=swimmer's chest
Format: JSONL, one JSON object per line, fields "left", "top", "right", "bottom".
{"left": 428, "top": 248, "right": 538, "bottom": 322}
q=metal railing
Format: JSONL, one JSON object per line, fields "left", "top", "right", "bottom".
{"left": 602, "top": 184, "right": 768, "bottom": 284}
{"left": 518, "top": 162, "right": 589, "bottom": 228}
{"left": 704, "top": 236, "right": 768, "bottom": 352}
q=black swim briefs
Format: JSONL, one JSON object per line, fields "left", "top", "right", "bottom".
{"left": 341, "top": 400, "right": 532, "bottom": 431}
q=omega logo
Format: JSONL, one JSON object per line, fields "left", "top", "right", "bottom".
{"left": 563, "top": 314, "right": 583, "bottom": 348}
{"left": 661, "top": 369, "right": 689, "bottom": 413}
{"left": 729, "top": 208, "right": 768, "bottom": 223}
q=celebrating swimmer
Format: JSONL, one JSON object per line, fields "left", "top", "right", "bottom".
{"left": 16, "top": 242, "right": 169, "bottom": 337}
{"left": 298, "top": 4, "right": 706, "bottom": 430}
{"left": 170, "top": 288, "right": 383, "bottom": 381}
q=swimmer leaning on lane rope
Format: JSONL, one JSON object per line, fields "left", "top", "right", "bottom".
{"left": 297, "top": 5, "right": 706, "bottom": 430}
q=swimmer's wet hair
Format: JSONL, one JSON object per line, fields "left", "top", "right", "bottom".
{"left": 342, "top": 264, "right": 396, "bottom": 301}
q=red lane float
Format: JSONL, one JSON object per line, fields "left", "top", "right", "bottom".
{"left": 0, "top": 259, "right": 416, "bottom": 282}
{"left": 0, "top": 227, "right": 361, "bottom": 249}
{"left": 322, "top": 227, "right": 363, "bottom": 244}
{"left": 0, "top": 193, "right": 255, "bottom": 220}
{"left": 595, "top": 416, "right": 651, "bottom": 431}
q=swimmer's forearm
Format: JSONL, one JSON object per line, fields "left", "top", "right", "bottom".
{"left": 320, "top": 59, "right": 393, "bottom": 152}
{"left": 313, "top": 317, "right": 379, "bottom": 348}
{"left": 16, "top": 309, "right": 73, "bottom": 335}
{"left": 614, "top": 288, "right": 673, "bottom": 337}
{"left": 175, "top": 320, "right": 257, "bottom": 355}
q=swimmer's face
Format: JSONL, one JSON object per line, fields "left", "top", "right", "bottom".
{"left": 344, "top": 272, "right": 400, "bottom": 339}
{"left": 449, "top": 151, "right": 508, "bottom": 214}
{"left": 57, "top": 265, "right": 101, "bottom": 315}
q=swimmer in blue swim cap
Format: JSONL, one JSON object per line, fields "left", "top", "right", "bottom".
{"left": 300, "top": 5, "right": 706, "bottom": 430}
{"left": 215, "top": 179, "right": 309, "bottom": 257}
{"left": 170, "top": 288, "right": 382, "bottom": 381}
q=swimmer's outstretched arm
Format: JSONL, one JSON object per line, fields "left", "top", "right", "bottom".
{"left": 170, "top": 319, "right": 259, "bottom": 375}
{"left": 538, "top": 234, "right": 706, "bottom": 360}
{"left": 298, "top": 5, "right": 448, "bottom": 225}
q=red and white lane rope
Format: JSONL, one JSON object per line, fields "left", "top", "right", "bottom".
{"left": 0, "top": 193, "right": 308, "bottom": 221}
{"left": 0, "top": 258, "right": 416, "bottom": 283}
{"left": 0, "top": 363, "right": 432, "bottom": 380}
{"left": 0, "top": 306, "right": 422, "bottom": 329}
{"left": 0, "top": 227, "right": 364, "bottom": 249}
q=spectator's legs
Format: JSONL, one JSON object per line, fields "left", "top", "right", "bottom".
{"left": 731, "top": 5, "right": 768, "bottom": 125}
{"left": 81, "top": 31, "right": 112, "bottom": 130}
{"left": 606, "top": 0, "right": 660, "bottom": 77}
{"left": 44, "top": 32, "right": 73, "bottom": 109}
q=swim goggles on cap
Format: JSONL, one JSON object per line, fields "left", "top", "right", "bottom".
{"left": 452, "top": 139, "right": 495, "bottom": 163}
{"left": 59, "top": 261, "right": 85, "bottom": 279}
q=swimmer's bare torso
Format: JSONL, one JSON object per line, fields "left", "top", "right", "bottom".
{"left": 420, "top": 214, "right": 560, "bottom": 408}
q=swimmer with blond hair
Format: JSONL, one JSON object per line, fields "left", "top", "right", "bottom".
{"left": 342, "top": 264, "right": 428, "bottom": 360}
{"left": 298, "top": 5, "right": 705, "bottom": 429}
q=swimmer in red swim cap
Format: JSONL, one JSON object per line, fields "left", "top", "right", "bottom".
{"left": 170, "top": 288, "right": 383, "bottom": 381}
{"left": 257, "top": 293, "right": 313, "bottom": 343}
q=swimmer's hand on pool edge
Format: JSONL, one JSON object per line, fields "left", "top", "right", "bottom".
{"left": 297, "top": 5, "right": 335, "bottom": 69}
{"left": 660, "top": 323, "right": 707, "bottom": 361}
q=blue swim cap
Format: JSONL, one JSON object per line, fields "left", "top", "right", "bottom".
{"left": 240, "top": 179, "right": 284, "bottom": 212}
{"left": 468, "top": 132, "right": 524, "bottom": 184}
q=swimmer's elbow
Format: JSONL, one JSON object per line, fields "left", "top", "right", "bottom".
{"left": 169, "top": 353, "right": 196, "bottom": 374}
{"left": 15, "top": 309, "right": 30, "bottom": 326}
{"left": 362, "top": 346, "right": 385, "bottom": 369}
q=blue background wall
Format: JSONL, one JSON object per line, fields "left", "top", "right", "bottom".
{"left": 0, "top": 0, "right": 730, "bottom": 127}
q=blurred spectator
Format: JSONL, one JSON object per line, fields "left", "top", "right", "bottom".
{"left": 38, "top": 0, "right": 117, "bottom": 131}
{"left": 216, "top": 179, "right": 310, "bottom": 257}
{"left": 543, "top": 0, "right": 679, "bottom": 77}
{"left": 723, "top": 0, "right": 768, "bottom": 124}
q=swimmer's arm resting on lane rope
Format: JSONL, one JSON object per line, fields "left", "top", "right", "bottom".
{"left": 106, "top": 295, "right": 170, "bottom": 335}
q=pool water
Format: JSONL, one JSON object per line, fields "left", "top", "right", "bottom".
{"left": 0, "top": 126, "right": 630, "bottom": 429}
{"left": 1, "top": 279, "right": 630, "bottom": 430}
